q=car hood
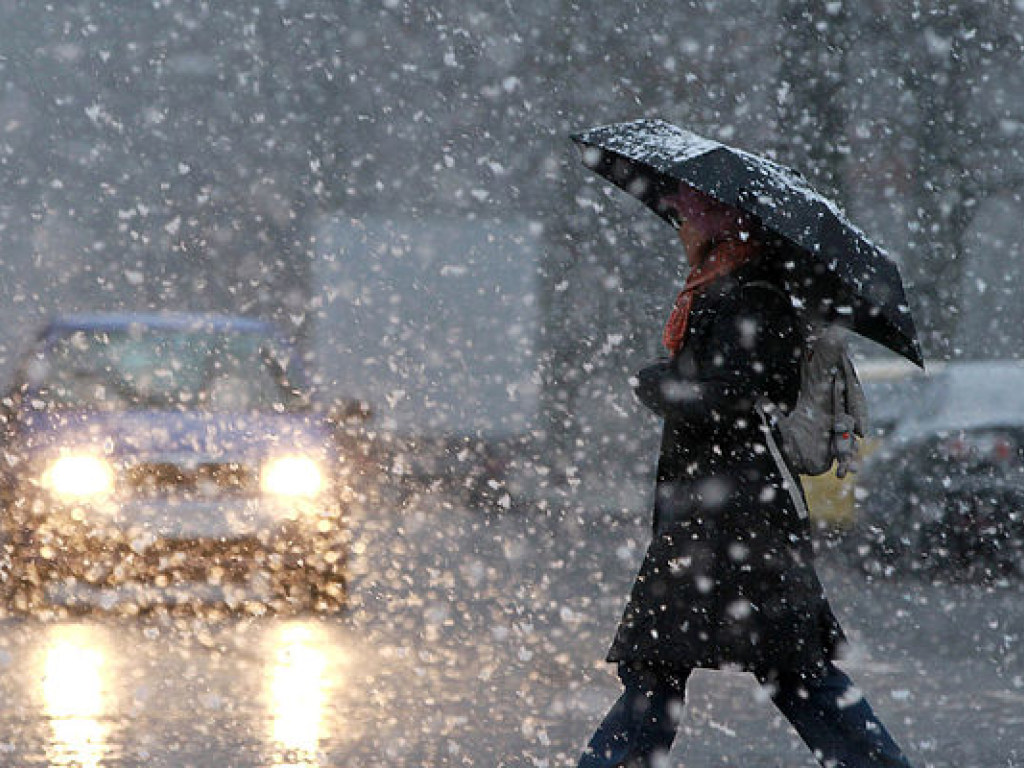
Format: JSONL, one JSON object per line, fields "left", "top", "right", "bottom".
{"left": 12, "top": 409, "right": 334, "bottom": 462}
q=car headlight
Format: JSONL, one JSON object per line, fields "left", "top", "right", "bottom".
{"left": 260, "top": 456, "right": 325, "bottom": 498}
{"left": 43, "top": 454, "right": 116, "bottom": 499}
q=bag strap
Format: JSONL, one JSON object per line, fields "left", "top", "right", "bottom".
{"left": 741, "top": 279, "right": 787, "bottom": 301}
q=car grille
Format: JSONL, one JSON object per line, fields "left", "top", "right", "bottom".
{"left": 110, "top": 536, "right": 264, "bottom": 583}
{"left": 123, "top": 462, "right": 258, "bottom": 498}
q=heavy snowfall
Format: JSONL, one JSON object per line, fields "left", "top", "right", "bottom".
{"left": 0, "top": 2, "right": 1021, "bottom": 766}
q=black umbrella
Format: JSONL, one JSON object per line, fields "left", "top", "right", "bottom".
{"left": 571, "top": 118, "right": 924, "bottom": 368}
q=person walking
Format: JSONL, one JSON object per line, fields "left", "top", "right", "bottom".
{"left": 576, "top": 183, "right": 916, "bottom": 768}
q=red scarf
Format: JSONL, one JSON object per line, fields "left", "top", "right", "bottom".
{"left": 662, "top": 239, "right": 760, "bottom": 354}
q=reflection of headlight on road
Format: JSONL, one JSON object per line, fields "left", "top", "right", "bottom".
{"left": 43, "top": 455, "right": 115, "bottom": 499}
{"left": 267, "top": 622, "right": 329, "bottom": 761}
{"left": 260, "top": 456, "right": 325, "bottom": 498}
{"left": 39, "top": 624, "right": 112, "bottom": 768}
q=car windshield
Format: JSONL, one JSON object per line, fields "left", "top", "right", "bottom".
{"left": 25, "top": 326, "right": 304, "bottom": 413}
{"left": 901, "top": 363, "right": 1024, "bottom": 429}
{"left": 860, "top": 375, "right": 927, "bottom": 435}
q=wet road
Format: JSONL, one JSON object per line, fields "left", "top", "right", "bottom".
{"left": 0, "top": 493, "right": 1021, "bottom": 767}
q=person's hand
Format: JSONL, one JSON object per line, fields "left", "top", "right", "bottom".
{"left": 633, "top": 359, "right": 672, "bottom": 416}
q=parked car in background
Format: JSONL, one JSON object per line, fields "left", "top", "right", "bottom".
{"left": 0, "top": 313, "right": 365, "bottom": 613}
{"left": 844, "top": 360, "right": 1024, "bottom": 582}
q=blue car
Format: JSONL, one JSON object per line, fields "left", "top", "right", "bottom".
{"left": 0, "top": 313, "right": 359, "bottom": 613}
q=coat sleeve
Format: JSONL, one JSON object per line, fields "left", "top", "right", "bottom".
{"left": 642, "top": 285, "right": 802, "bottom": 429}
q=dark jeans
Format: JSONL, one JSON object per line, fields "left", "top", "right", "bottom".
{"left": 577, "top": 661, "right": 914, "bottom": 768}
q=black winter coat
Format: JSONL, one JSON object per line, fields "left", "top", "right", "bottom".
{"left": 607, "top": 261, "right": 845, "bottom": 681}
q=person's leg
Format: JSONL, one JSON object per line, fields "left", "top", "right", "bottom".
{"left": 577, "top": 662, "right": 690, "bottom": 768}
{"left": 770, "top": 662, "right": 914, "bottom": 768}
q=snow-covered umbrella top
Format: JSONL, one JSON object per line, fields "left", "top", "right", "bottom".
{"left": 571, "top": 118, "right": 924, "bottom": 368}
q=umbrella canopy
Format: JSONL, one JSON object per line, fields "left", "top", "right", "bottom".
{"left": 571, "top": 118, "right": 924, "bottom": 368}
